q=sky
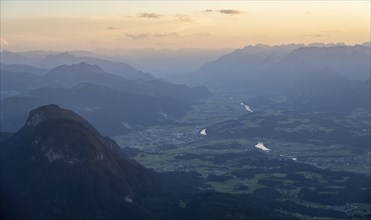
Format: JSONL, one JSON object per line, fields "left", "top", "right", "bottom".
{"left": 0, "top": 1, "right": 370, "bottom": 51}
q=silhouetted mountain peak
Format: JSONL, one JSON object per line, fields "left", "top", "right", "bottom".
{"left": 71, "top": 82, "right": 109, "bottom": 90}
{"left": 75, "top": 61, "right": 97, "bottom": 68}
{"left": 43, "top": 52, "right": 76, "bottom": 60}
{"left": 22, "top": 104, "right": 108, "bottom": 165}
{"left": 46, "top": 61, "right": 107, "bottom": 77}
{"left": 27, "top": 104, "right": 86, "bottom": 125}
{"left": 26, "top": 104, "right": 56, "bottom": 127}
{"left": 1, "top": 105, "right": 167, "bottom": 219}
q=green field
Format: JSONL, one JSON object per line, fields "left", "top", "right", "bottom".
{"left": 113, "top": 93, "right": 371, "bottom": 219}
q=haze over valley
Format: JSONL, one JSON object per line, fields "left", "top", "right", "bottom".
{"left": 1, "top": 1, "right": 370, "bottom": 220}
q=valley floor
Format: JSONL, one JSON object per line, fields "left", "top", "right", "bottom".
{"left": 113, "top": 92, "right": 371, "bottom": 219}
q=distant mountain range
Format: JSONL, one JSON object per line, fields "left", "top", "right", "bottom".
{"left": 41, "top": 52, "right": 155, "bottom": 80}
{"left": 0, "top": 63, "right": 48, "bottom": 75}
{"left": 110, "top": 48, "right": 234, "bottom": 77}
{"left": 180, "top": 44, "right": 370, "bottom": 114}
{"left": 0, "top": 69, "right": 46, "bottom": 97}
{"left": 0, "top": 48, "right": 234, "bottom": 77}
{"left": 194, "top": 44, "right": 370, "bottom": 85}
{"left": 1, "top": 59, "right": 211, "bottom": 102}
{"left": 44, "top": 62, "right": 211, "bottom": 102}
{"left": 1, "top": 61, "right": 211, "bottom": 134}
{"left": 0, "top": 105, "right": 297, "bottom": 220}
{"left": 1, "top": 51, "right": 152, "bottom": 80}
{"left": 1, "top": 83, "right": 189, "bottom": 135}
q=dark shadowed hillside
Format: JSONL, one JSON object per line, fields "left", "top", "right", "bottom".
{"left": 0, "top": 105, "right": 300, "bottom": 220}
{"left": 0, "top": 105, "right": 164, "bottom": 219}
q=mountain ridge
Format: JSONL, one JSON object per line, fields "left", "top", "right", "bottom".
{"left": 1, "top": 105, "right": 299, "bottom": 220}
{"left": 0, "top": 83, "right": 190, "bottom": 135}
{"left": 0, "top": 104, "right": 164, "bottom": 219}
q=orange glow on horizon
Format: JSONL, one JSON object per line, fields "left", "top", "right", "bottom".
{"left": 1, "top": 1, "right": 369, "bottom": 51}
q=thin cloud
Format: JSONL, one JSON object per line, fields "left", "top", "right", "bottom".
{"left": 137, "top": 13, "right": 162, "bottom": 19}
{"left": 152, "top": 32, "right": 180, "bottom": 38}
{"left": 174, "top": 14, "right": 192, "bottom": 22}
{"left": 218, "top": 9, "right": 243, "bottom": 15}
{"left": 106, "top": 26, "right": 118, "bottom": 30}
{"left": 204, "top": 9, "right": 214, "bottom": 13}
{"left": 125, "top": 32, "right": 180, "bottom": 40}
{"left": 304, "top": 34, "right": 330, "bottom": 38}
{"left": 125, "top": 32, "right": 211, "bottom": 40}
{"left": 125, "top": 33, "right": 149, "bottom": 40}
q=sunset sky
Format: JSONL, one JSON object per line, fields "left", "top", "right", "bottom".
{"left": 1, "top": 1, "right": 370, "bottom": 51}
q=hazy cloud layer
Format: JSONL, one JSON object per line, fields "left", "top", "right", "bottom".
{"left": 125, "top": 32, "right": 179, "bottom": 40}
{"left": 106, "top": 26, "right": 118, "bottom": 30}
{"left": 174, "top": 14, "right": 192, "bottom": 22}
{"left": 125, "top": 33, "right": 150, "bottom": 40}
{"left": 137, "top": 13, "right": 162, "bottom": 19}
{"left": 304, "top": 34, "right": 330, "bottom": 38}
{"left": 125, "top": 32, "right": 211, "bottom": 40}
{"left": 218, "top": 9, "right": 243, "bottom": 15}
{"left": 152, "top": 32, "right": 180, "bottom": 38}
{"left": 204, "top": 9, "right": 243, "bottom": 15}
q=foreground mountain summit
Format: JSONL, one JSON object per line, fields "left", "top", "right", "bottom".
{"left": 0, "top": 104, "right": 164, "bottom": 219}
{"left": 0, "top": 104, "right": 296, "bottom": 220}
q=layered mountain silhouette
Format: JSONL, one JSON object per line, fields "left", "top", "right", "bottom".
{"left": 0, "top": 52, "right": 212, "bottom": 114}
{"left": 0, "top": 69, "right": 45, "bottom": 99}
{"left": 0, "top": 51, "right": 38, "bottom": 66}
{"left": 1, "top": 83, "right": 189, "bottom": 135}
{"left": 188, "top": 44, "right": 370, "bottom": 114}
{"left": 44, "top": 62, "right": 211, "bottom": 102}
{"left": 0, "top": 51, "right": 152, "bottom": 80}
{"left": 276, "top": 45, "right": 370, "bottom": 80}
{"left": 0, "top": 63, "right": 47, "bottom": 75}
{"left": 1, "top": 62, "right": 211, "bottom": 134}
{"left": 0, "top": 105, "right": 297, "bottom": 220}
{"left": 41, "top": 52, "right": 154, "bottom": 80}
{"left": 1, "top": 62, "right": 211, "bottom": 102}
{"left": 195, "top": 44, "right": 370, "bottom": 83}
